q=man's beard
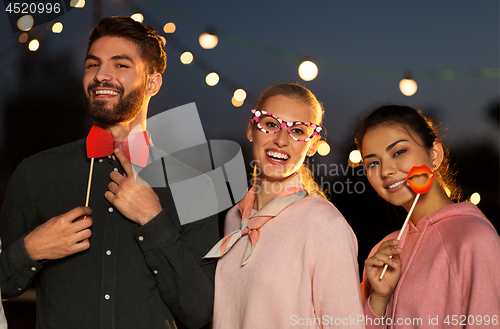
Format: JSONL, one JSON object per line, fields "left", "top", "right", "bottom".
{"left": 86, "top": 82, "right": 147, "bottom": 125}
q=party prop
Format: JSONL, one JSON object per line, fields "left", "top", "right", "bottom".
{"left": 379, "top": 165, "right": 434, "bottom": 280}
{"left": 84, "top": 158, "right": 94, "bottom": 208}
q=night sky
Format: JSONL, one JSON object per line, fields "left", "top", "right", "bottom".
{"left": 0, "top": 0, "right": 498, "bottom": 267}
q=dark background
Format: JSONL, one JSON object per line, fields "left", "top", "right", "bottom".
{"left": 0, "top": 1, "right": 498, "bottom": 328}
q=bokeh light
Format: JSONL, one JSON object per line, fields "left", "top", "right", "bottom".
{"left": 28, "top": 39, "right": 39, "bottom": 51}
{"left": 131, "top": 13, "right": 144, "bottom": 23}
{"left": 399, "top": 78, "right": 418, "bottom": 96}
{"left": 470, "top": 192, "right": 480, "bottom": 205}
{"left": 19, "top": 33, "right": 28, "bottom": 43}
{"left": 180, "top": 52, "right": 193, "bottom": 65}
{"left": 317, "top": 141, "right": 330, "bottom": 156}
{"left": 349, "top": 150, "right": 362, "bottom": 163}
{"left": 231, "top": 97, "right": 244, "bottom": 107}
{"left": 17, "top": 15, "right": 34, "bottom": 31}
{"left": 298, "top": 61, "right": 318, "bottom": 81}
{"left": 70, "top": 0, "right": 85, "bottom": 8}
{"left": 52, "top": 22, "right": 63, "bottom": 33}
{"left": 206, "top": 72, "right": 219, "bottom": 86}
{"left": 163, "top": 23, "right": 176, "bottom": 33}
{"left": 234, "top": 89, "right": 247, "bottom": 102}
{"left": 199, "top": 32, "right": 218, "bottom": 49}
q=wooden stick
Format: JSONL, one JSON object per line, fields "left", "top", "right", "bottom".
{"left": 379, "top": 193, "right": 421, "bottom": 280}
{"left": 85, "top": 158, "right": 95, "bottom": 208}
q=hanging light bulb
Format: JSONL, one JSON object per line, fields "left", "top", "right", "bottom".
{"left": 199, "top": 28, "right": 218, "bottom": 49}
{"left": 70, "top": 0, "right": 85, "bottom": 8}
{"left": 399, "top": 71, "right": 418, "bottom": 96}
{"left": 130, "top": 13, "right": 144, "bottom": 23}
{"left": 231, "top": 97, "right": 243, "bottom": 107}
{"left": 233, "top": 89, "right": 247, "bottom": 102}
{"left": 470, "top": 192, "right": 480, "bottom": 205}
{"left": 298, "top": 60, "right": 318, "bottom": 81}
{"left": 163, "top": 22, "right": 176, "bottom": 33}
{"left": 52, "top": 22, "right": 63, "bottom": 33}
{"left": 19, "top": 33, "right": 28, "bottom": 43}
{"left": 349, "top": 150, "right": 362, "bottom": 164}
{"left": 180, "top": 52, "right": 193, "bottom": 65}
{"left": 206, "top": 72, "right": 219, "bottom": 86}
{"left": 17, "top": 15, "right": 34, "bottom": 31}
{"left": 317, "top": 141, "right": 330, "bottom": 156}
{"left": 28, "top": 39, "right": 39, "bottom": 51}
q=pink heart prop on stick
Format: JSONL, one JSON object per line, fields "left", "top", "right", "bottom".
{"left": 379, "top": 165, "right": 434, "bottom": 280}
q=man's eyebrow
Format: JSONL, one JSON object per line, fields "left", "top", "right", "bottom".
{"left": 84, "top": 54, "right": 135, "bottom": 63}
{"left": 111, "top": 55, "right": 135, "bottom": 63}
{"left": 84, "top": 55, "right": 100, "bottom": 62}
{"left": 362, "top": 139, "right": 408, "bottom": 160}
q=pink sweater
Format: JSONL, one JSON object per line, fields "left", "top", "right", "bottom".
{"left": 361, "top": 202, "right": 500, "bottom": 328}
{"left": 214, "top": 195, "right": 365, "bottom": 328}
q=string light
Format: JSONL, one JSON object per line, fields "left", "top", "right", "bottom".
{"left": 52, "top": 22, "right": 63, "bottom": 33}
{"left": 199, "top": 29, "right": 218, "bottom": 49}
{"left": 470, "top": 192, "right": 480, "bottom": 205}
{"left": 317, "top": 141, "right": 330, "bottom": 156}
{"left": 28, "top": 39, "right": 39, "bottom": 51}
{"left": 70, "top": 0, "right": 85, "bottom": 8}
{"left": 233, "top": 89, "right": 247, "bottom": 102}
{"left": 399, "top": 72, "right": 418, "bottom": 96}
{"left": 18, "top": 33, "right": 28, "bottom": 43}
{"left": 17, "top": 15, "right": 34, "bottom": 31}
{"left": 205, "top": 72, "right": 219, "bottom": 86}
{"left": 231, "top": 97, "right": 243, "bottom": 107}
{"left": 180, "top": 52, "right": 193, "bottom": 65}
{"left": 349, "top": 150, "right": 362, "bottom": 164}
{"left": 131, "top": 13, "right": 144, "bottom": 23}
{"left": 298, "top": 60, "right": 318, "bottom": 81}
{"left": 163, "top": 22, "right": 176, "bottom": 33}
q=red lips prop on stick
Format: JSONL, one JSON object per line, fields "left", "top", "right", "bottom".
{"left": 379, "top": 165, "right": 434, "bottom": 280}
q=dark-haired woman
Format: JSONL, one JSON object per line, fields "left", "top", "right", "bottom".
{"left": 207, "top": 84, "right": 364, "bottom": 328}
{"left": 356, "top": 105, "right": 500, "bottom": 328}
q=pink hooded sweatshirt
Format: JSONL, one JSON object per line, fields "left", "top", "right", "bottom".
{"left": 361, "top": 202, "right": 500, "bottom": 328}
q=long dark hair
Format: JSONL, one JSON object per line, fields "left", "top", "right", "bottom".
{"left": 355, "top": 105, "right": 462, "bottom": 201}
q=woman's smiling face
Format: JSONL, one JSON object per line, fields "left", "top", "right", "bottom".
{"left": 361, "top": 123, "right": 437, "bottom": 208}
{"left": 247, "top": 95, "right": 319, "bottom": 183}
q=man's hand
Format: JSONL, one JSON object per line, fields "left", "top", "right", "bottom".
{"left": 24, "top": 207, "right": 93, "bottom": 261}
{"left": 105, "top": 148, "right": 162, "bottom": 226}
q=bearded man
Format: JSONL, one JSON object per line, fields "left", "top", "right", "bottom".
{"left": 0, "top": 16, "right": 218, "bottom": 329}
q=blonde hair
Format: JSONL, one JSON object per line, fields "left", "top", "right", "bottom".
{"left": 253, "top": 83, "right": 328, "bottom": 200}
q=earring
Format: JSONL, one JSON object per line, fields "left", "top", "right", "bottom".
{"left": 249, "top": 139, "right": 253, "bottom": 143}
{"left": 433, "top": 164, "right": 437, "bottom": 168}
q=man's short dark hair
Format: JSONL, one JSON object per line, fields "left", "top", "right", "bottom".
{"left": 88, "top": 16, "right": 167, "bottom": 74}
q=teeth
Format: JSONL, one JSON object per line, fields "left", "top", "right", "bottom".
{"left": 388, "top": 180, "right": 405, "bottom": 189}
{"left": 95, "top": 89, "right": 118, "bottom": 95}
{"left": 267, "top": 151, "right": 289, "bottom": 160}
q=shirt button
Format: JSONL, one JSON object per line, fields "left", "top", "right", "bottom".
{"left": 104, "top": 294, "right": 110, "bottom": 300}
{"left": 153, "top": 270, "right": 158, "bottom": 274}
{"left": 17, "top": 287, "right": 22, "bottom": 291}
{"left": 108, "top": 207, "right": 113, "bottom": 213}
{"left": 108, "top": 155, "right": 112, "bottom": 159}
{"left": 112, "top": 155, "right": 116, "bottom": 160}
{"left": 113, "top": 168, "right": 118, "bottom": 172}
{"left": 99, "top": 159, "right": 103, "bottom": 163}
{"left": 106, "top": 250, "right": 111, "bottom": 256}
{"left": 138, "top": 236, "right": 144, "bottom": 241}
{"left": 31, "top": 267, "right": 37, "bottom": 272}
